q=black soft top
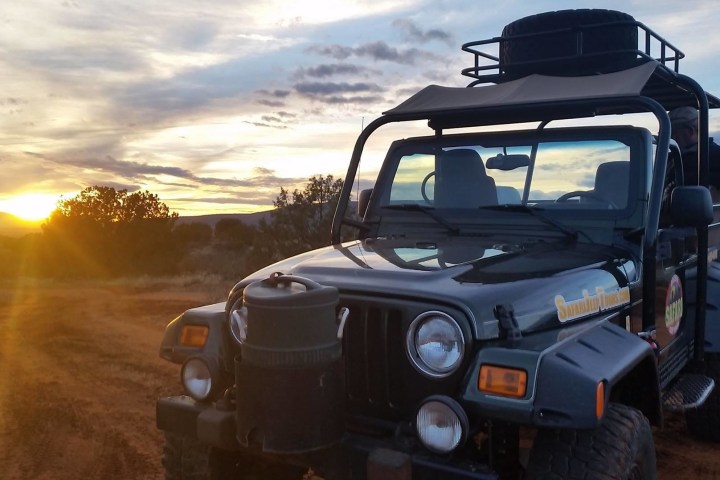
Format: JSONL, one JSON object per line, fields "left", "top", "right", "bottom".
{"left": 383, "top": 60, "right": 719, "bottom": 129}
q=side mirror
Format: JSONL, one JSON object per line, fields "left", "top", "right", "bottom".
{"left": 671, "top": 186, "right": 713, "bottom": 227}
{"left": 358, "top": 188, "right": 373, "bottom": 218}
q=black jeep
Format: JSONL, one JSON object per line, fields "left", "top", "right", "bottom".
{"left": 156, "top": 9, "right": 720, "bottom": 480}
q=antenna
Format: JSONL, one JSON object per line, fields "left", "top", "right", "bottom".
{"left": 356, "top": 117, "right": 364, "bottom": 203}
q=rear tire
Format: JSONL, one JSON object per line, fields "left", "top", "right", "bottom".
{"left": 685, "top": 353, "right": 720, "bottom": 442}
{"left": 500, "top": 9, "right": 639, "bottom": 78}
{"left": 524, "top": 403, "right": 655, "bottom": 479}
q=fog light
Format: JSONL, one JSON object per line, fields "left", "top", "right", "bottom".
{"left": 181, "top": 356, "right": 217, "bottom": 402}
{"left": 415, "top": 396, "right": 468, "bottom": 454}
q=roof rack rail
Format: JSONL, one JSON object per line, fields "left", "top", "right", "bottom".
{"left": 462, "top": 19, "right": 684, "bottom": 87}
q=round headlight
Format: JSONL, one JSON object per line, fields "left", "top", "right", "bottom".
{"left": 181, "top": 357, "right": 215, "bottom": 401}
{"left": 416, "top": 396, "right": 468, "bottom": 454}
{"left": 407, "top": 311, "right": 465, "bottom": 377}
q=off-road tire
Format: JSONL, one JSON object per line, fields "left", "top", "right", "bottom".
{"left": 500, "top": 9, "right": 638, "bottom": 79}
{"left": 524, "top": 403, "right": 655, "bottom": 479}
{"left": 685, "top": 353, "right": 720, "bottom": 442}
{"left": 162, "top": 432, "right": 240, "bottom": 480}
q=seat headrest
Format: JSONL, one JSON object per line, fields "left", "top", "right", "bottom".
{"left": 438, "top": 149, "right": 487, "bottom": 177}
{"left": 594, "top": 161, "right": 629, "bottom": 207}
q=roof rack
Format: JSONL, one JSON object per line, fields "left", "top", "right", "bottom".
{"left": 462, "top": 19, "right": 684, "bottom": 87}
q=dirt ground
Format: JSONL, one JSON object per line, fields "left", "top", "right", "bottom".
{"left": 0, "top": 279, "right": 718, "bottom": 480}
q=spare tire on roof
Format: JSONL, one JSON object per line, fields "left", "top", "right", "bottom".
{"left": 500, "top": 9, "right": 639, "bottom": 79}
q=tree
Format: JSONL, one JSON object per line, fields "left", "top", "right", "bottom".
{"left": 49, "top": 186, "right": 176, "bottom": 224}
{"left": 251, "top": 175, "right": 343, "bottom": 268}
{"left": 173, "top": 222, "right": 213, "bottom": 247}
{"left": 42, "top": 186, "right": 178, "bottom": 276}
{"left": 214, "top": 218, "right": 255, "bottom": 249}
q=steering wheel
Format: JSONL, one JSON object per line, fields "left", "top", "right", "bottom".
{"left": 555, "top": 191, "right": 618, "bottom": 209}
{"left": 421, "top": 171, "right": 435, "bottom": 204}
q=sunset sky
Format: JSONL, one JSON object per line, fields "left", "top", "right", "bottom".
{"left": 2, "top": 0, "right": 720, "bottom": 220}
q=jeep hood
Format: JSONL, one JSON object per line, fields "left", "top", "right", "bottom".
{"left": 243, "top": 238, "right": 634, "bottom": 339}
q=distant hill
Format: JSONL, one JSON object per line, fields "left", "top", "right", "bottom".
{"left": 0, "top": 212, "right": 41, "bottom": 237}
{"left": 175, "top": 210, "right": 273, "bottom": 228}
{"left": 0, "top": 210, "right": 276, "bottom": 238}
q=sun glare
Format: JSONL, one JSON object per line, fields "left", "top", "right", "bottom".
{"left": 0, "top": 193, "right": 59, "bottom": 222}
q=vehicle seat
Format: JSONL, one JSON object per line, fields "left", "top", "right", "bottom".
{"left": 435, "top": 149, "right": 498, "bottom": 208}
{"left": 593, "top": 161, "right": 629, "bottom": 208}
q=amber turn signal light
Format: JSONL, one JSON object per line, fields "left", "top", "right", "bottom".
{"left": 596, "top": 381, "right": 605, "bottom": 419}
{"left": 180, "top": 325, "right": 209, "bottom": 347}
{"left": 478, "top": 365, "right": 527, "bottom": 398}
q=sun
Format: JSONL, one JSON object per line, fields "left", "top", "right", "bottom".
{"left": 0, "top": 193, "right": 59, "bottom": 222}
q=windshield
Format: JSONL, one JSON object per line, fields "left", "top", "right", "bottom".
{"left": 370, "top": 126, "right": 650, "bottom": 239}
{"left": 384, "top": 126, "right": 642, "bottom": 210}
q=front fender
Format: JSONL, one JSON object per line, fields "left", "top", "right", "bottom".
{"left": 461, "top": 319, "right": 659, "bottom": 429}
{"left": 532, "top": 321, "right": 659, "bottom": 428}
{"left": 159, "top": 302, "right": 228, "bottom": 365}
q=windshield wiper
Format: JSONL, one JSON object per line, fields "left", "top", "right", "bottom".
{"left": 480, "top": 204, "right": 593, "bottom": 243}
{"left": 382, "top": 204, "right": 460, "bottom": 234}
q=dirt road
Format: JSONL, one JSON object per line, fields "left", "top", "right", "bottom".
{"left": 0, "top": 279, "right": 718, "bottom": 480}
{"left": 0, "top": 278, "right": 226, "bottom": 480}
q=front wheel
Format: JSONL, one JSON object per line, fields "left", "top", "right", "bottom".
{"left": 524, "top": 403, "right": 655, "bottom": 479}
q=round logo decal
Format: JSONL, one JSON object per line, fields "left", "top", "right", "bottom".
{"left": 664, "top": 275, "right": 683, "bottom": 335}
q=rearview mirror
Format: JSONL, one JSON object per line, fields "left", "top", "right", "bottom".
{"left": 486, "top": 154, "right": 531, "bottom": 171}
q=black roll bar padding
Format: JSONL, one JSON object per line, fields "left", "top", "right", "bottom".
{"left": 675, "top": 73, "right": 711, "bottom": 361}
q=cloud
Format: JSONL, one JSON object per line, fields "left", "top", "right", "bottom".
{"left": 257, "top": 112, "right": 296, "bottom": 126}
{"left": 2, "top": 0, "right": 718, "bottom": 219}
{"left": 294, "top": 81, "right": 382, "bottom": 96}
{"left": 257, "top": 99, "right": 286, "bottom": 107}
{"left": 162, "top": 20, "right": 219, "bottom": 51}
{"left": 0, "top": 98, "right": 24, "bottom": 106}
{"left": 41, "top": 154, "right": 267, "bottom": 188}
{"left": 307, "top": 44, "right": 353, "bottom": 60}
{"left": 392, "top": 19, "right": 453, "bottom": 45}
{"left": 308, "top": 40, "right": 442, "bottom": 65}
{"left": 294, "top": 63, "right": 367, "bottom": 79}
{"left": 317, "top": 95, "right": 384, "bottom": 105}
{"left": 257, "top": 89, "right": 291, "bottom": 98}
{"left": 293, "top": 81, "right": 385, "bottom": 104}
{"left": 243, "top": 120, "right": 288, "bottom": 129}
{"left": 20, "top": 45, "right": 147, "bottom": 75}
{"left": 108, "top": 57, "right": 298, "bottom": 126}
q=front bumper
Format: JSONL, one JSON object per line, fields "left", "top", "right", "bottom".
{"left": 156, "top": 395, "right": 498, "bottom": 480}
